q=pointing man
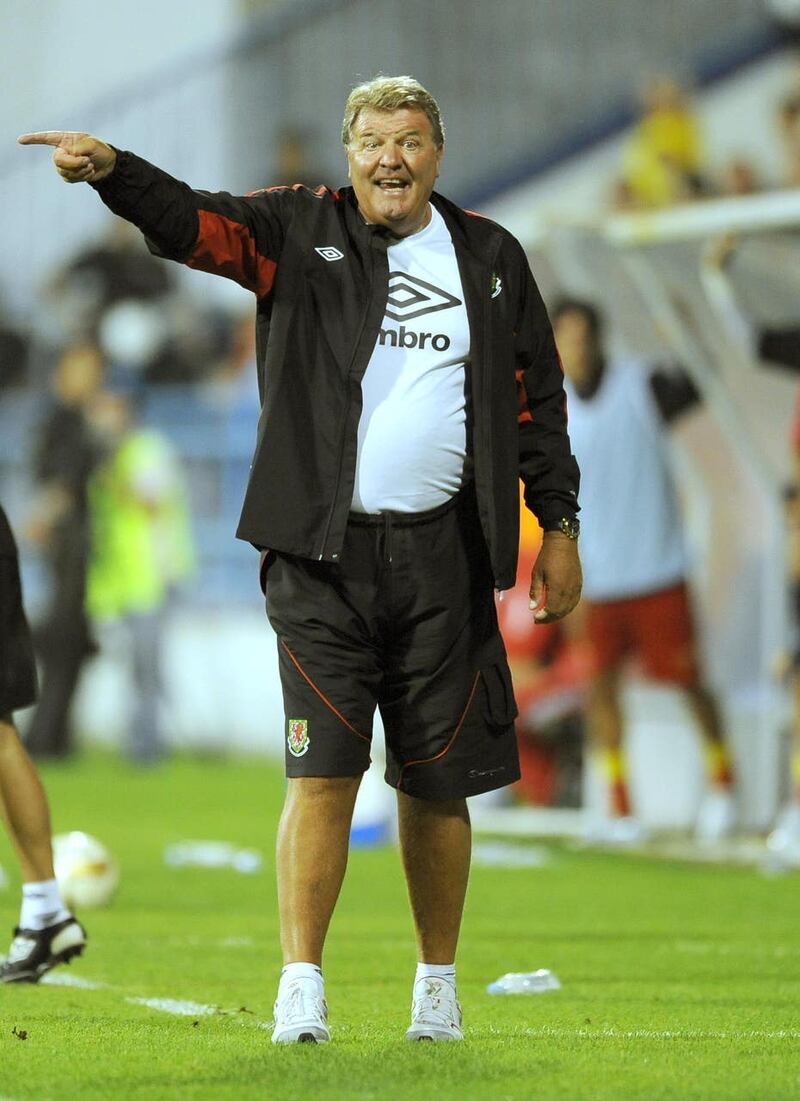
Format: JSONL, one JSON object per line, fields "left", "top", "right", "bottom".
{"left": 20, "top": 75, "right": 581, "bottom": 1042}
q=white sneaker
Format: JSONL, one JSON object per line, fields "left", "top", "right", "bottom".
{"left": 405, "top": 977, "right": 463, "bottom": 1042}
{"left": 583, "top": 815, "right": 648, "bottom": 847}
{"left": 767, "top": 802, "right": 800, "bottom": 868}
{"left": 695, "top": 788, "right": 737, "bottom": 843}
{"left": 271, "top": 978, "right": 330, "bottom": 1044}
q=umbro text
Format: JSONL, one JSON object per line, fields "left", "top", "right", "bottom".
{"left": 378, "top": 326, "right": 451, "bottom": 351}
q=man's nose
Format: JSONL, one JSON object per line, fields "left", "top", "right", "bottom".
{"left": 379, "top": 142, "right": 402, "bottom": 166}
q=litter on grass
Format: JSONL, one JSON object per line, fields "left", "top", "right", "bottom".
{"left": 163, "top": 841, "right": 262, "bottom": 873}
{"left": 472, "top": 841, "right": 552, "bottom": 868}
{"left": 487, "top": 969, "right": 562, "bottom": 995}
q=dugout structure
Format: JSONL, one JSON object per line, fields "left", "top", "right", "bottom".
{"left": 527, "top": 190, "right": 800, "bottom": 830}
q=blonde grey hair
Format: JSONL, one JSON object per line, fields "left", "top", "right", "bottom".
{"left": 341, "top": 75, "right": 445, "bottom": 149}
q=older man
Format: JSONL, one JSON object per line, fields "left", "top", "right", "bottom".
{"left": 20, "top": 75, "right": 581, "bottom": 1043}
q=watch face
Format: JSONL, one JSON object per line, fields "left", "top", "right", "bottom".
{"left": 558, "top": 517, "right": 580, "bottom": 540}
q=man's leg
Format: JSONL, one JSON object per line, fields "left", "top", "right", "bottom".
{"left": 129, "top": 610, "right": 166, "bottom": 765}
{"left": 396, "top": 791, "right": 470, "bottom": 963}
{"left": 397, "top": 791, "right": 469, "bottom": 1042}
{"left": 684, "top": 682, "right": 737, "bottom": 840}
{"left": 587, "top": 668, "right": 632, "bottom": 820}
{"left": 276, "top": 775, "right": 361, "bottom": 964}
{"left": 272, "top": 775, "right": 361, "bottom": 1044}
{"left": 684, "top": 682, "right": 727, "bottom": 752}
{"left": 0, "top": 715, "right": 55, "bottom": 882}
{"left": 0, "top": 715, "right": 86, "bottom": 982}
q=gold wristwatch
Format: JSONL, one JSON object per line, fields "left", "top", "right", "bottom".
{"left": 544, "top": 517, "right": 580, "bottom": 540}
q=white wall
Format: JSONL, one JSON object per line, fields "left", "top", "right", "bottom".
{"left": 3, "top": 1, "right": 236, "bottom": 138}
{"left": 2, "top": 0, "right": 247, "bottom": 318}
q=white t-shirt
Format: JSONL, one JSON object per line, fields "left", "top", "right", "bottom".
{"left": 351, "top": 205, "right": 470, "bottom": 514}
{"left": 565, "top": 358, "right": 687, "bottom": 601}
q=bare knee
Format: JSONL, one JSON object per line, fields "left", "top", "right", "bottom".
{"left": 284, "top": 775, "right": 362, "bottom": 809}
{"left": 397, "top": 790, "right": 469, "bottom": 826}
{"left": 0, "top": 714, "right": 21, "bottom": 750}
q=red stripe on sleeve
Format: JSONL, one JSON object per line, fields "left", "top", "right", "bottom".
{"left": 187, "top": 208, "right": 277, "bottom": 298}
{"left": 516, "top": 367, "right": 533, "bottom": 424}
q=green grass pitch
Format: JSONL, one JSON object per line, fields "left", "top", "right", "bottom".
{"left": 0, "top": 752, "right": 798, "bottom": 1100}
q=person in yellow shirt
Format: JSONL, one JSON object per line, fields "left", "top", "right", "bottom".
{"left": 623, "top": 76, "right": 706, "bottom": 208}
{"left": 86, "top": 391, "right": 194, "bottom": 764}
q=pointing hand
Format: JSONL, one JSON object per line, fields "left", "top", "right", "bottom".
{"left": 17, "top": 131, "right": 116, "bottom": 184}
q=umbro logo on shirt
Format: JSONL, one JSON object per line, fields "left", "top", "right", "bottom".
{"left": 315, "top": 246, "right": 344, "bottom": 262}
{"left": 385, "top": 272, "right": 461, "bottom": 322}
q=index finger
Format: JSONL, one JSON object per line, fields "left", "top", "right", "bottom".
{"left": 17, "top": 131, "right": 72, "bottom": 147}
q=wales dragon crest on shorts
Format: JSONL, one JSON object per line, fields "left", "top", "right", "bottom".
{"left": 287, "top": 719, "right": 310, "bottom": 757}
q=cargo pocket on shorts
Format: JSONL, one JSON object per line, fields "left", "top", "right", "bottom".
{"left": 259, "top": 548, "right": 275, "bottom": 594}
{"left": 480, "top": 660, "right": 518, "bottom": 731}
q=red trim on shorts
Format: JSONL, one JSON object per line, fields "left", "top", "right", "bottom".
{"left": 280, "top": 640, "right": 370, "bottom": 744}
{"left": 397, "top": 670, "right": 481, "bottom": 785}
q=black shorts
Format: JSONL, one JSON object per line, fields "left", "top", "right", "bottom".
{"left": 263, "top": 488, "right": 520, "bottom": 800}
{"left": 0, "top": 552, "right": 38, "bottom": 716}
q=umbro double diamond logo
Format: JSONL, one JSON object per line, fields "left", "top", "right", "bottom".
{"left": 315, "top": 246, "right": 344, "bottom": 262}
{"left": 385, "top": 272, "right": 461, "bottom": 322}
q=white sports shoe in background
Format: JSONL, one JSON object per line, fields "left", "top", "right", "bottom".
{"left": 695, "top": 788, "right": 737, "bottom": 843}
{"left": 767, "top": 802, "right": 800, "bottom": 868}
{"left": 405, "top": 977, "right": 463, "bottom": 1042}
{"left": 583, "top": 815, "right": 648, "bottom": 847}
{"left": 271, "top": 978, "right": 330, "bottom": 1044}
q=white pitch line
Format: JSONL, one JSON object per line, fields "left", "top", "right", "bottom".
{"left": 41, "top": 967, "right": 270, "bottom": 1026}
{"left": 126, "top": 997, "right": 220, "bottom": 1017}
{"left": 41, "top": 972, "right": 108, "bottom": 990}
{"left": 519, "top": 1026, "right": 800, "bottom": 1041}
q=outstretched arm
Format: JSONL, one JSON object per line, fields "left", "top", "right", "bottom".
{"left": 18, "top": 131, "right": 117, "bottom": 184}
{"left": 18, "top": 132, "right": 287, "bottom": 297}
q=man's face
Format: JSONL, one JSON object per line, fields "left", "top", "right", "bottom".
{"left": 553, "top": 310, "right": 599, "bottom": 386}
{"left": 346, "top": 107, "right": 443, "bottom": 237}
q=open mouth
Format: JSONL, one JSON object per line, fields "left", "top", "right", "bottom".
{"left": 375, "top": 179, "right": 410, "bottom": 192}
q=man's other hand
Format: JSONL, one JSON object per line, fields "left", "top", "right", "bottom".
{"left": 529, "top": 531, "right": 582, "bottom": 624}
{"left": 18, "top": 131, "right": 116, "bottom": 184}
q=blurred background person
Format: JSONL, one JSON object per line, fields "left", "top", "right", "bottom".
{"left": 47, "top": 217, "right": 175, "bottom": 345}
{"left": 701, "top": 236, "right": 800, "bottom": 857}
{"left": 622, "top": 75, "right": 709, "bottom": 207}
{"left": 0, "top": 501, "right": 87, "bottom": 983}
{"left": 0, "top": 293, "right": 31, "bottom": 393}
{"left": 497, "top": 520, "right": 590, "bottom": 809}
{"left": 85, "top": 389, "right": 194, "bottom": 765}
{"left": 719, "top": 156, "right": 763, "bottom": 197}
{"left": 552, "top": 296, "right": 737, "bottom": 844}
{"left": 272, "top": 124, "right": 336, "bottom": 189}
{"left": 24, "top": 342, "right": 105, "bottom": 759}
{"left": 775, "top": 66, "right": 800, "bottom": 188}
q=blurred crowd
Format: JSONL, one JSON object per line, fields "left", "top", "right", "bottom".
{"left": 611, "top": 63, "right": 800, "bottom": 210}
{"left": 0, "top": 124, "right": 338, "bottom": 764}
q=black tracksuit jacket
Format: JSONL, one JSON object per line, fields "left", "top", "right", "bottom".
{"left": 93, "top": 151, "right": 579, "bottom": 590}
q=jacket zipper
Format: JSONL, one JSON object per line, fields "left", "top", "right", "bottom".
{"left": 317, "top": 243, "right": 376, "bottom": 560}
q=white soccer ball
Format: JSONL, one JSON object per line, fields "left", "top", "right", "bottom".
{"left": 52, "top": 831, "right": 120, "bottom": 910}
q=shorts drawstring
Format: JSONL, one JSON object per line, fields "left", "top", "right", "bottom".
{"left": 383, "top": 511, "right": 393, "bottom": 565}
